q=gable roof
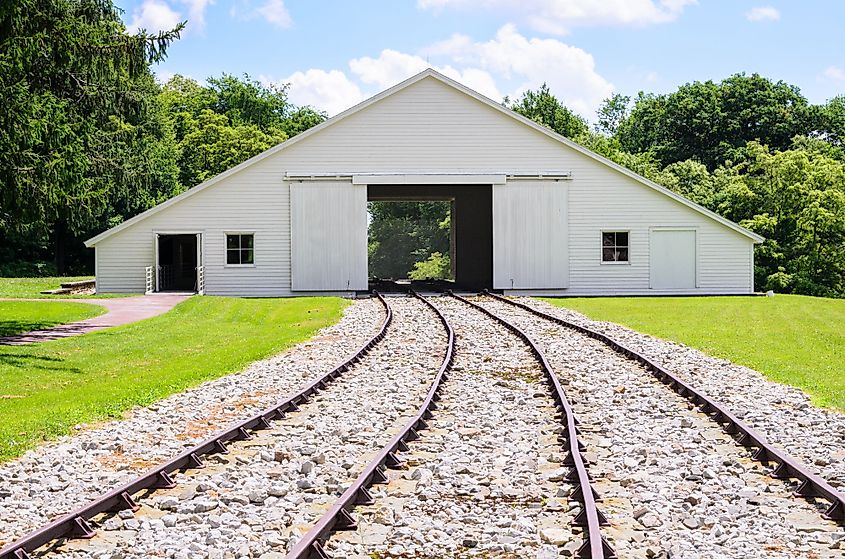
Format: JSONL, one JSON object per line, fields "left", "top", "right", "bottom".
{"left": 86, "top": 69, "right": 764, "bottom": 246}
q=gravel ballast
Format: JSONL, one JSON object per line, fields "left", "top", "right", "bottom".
{"left": 517, "top": 297, "right": 845, "bottom": 488}
{"left": 329, "top": 295, "right": 580, "bottom": 558}
{"left": 0, "top": 297, "right": 386, "bottom": 547}
{"left": 476, "top": 296, "right": 843, "bottom": 558}
{"left": 2, "top": 294, "right": 842, "bottom": 559}
{"left": 44, "top": 296, "right": 449, "bottom": 559}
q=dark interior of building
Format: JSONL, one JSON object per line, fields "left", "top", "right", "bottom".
{"left": 367, "top": 184, "right": 493, "bottom": 291}
{"left": 157, "top": 234, "right": 198, "bottom": 291}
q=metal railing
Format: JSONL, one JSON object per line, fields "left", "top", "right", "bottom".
{"left": 144, "top": 266, "right": 153, "bottom": 294}
{"left": 197, "top": 266, "right": 205, "bottom": 295}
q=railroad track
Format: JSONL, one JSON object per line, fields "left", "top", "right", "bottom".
{"left": 288, "top": 292, "right": 615, "bottom": 559}
{"left": 481, "top": 291, "right": 845, "bottom": 524}
{"left": 285, "top": 292, "right": 456, "bottom": 559}
{"left": 0, "top": 292, "right": 423, "bottom": 559}
{"left": 3, "top": 291, "right": 843, "bottom": 559}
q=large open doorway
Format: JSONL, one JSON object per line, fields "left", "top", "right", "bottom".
{"left": 156, "top": 234, "right": 199, "bottom": 292}
{"left": 367, "top": 184, "right": 493, "bottom": 291}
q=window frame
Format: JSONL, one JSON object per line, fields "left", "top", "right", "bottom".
{"left": 224, "top": 232, "right": 256, "bottom": 267}
{"left": 600, "top": 230, "right": 631, "bottom": 265}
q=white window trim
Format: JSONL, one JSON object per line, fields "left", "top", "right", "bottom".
{"left": 224, "top": 231, "right": 256, "bottom": 268}
{"left": 600, "top": 230, "right": 631, "bottom": 265}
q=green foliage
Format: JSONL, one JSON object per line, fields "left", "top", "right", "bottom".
{"left": 368, "top": 201, "right": 451, "bottom": 279}
{"left": 594, "top": 93, "right": 630, "bottom": 136}
{"left": 0, "top": 0, "right": 183, "bottom": 273}
{"left": 408, "top": 252, "right": 452, "bottom": 280}
{"left": 0, "top": 295, "right": 348, "bottom": 460}
{"left": 816, "top": 95, "right": 845, "bottom": 147}
{"left": 595, "top": 137, "right": 845, "bottom": 298}
{"left": 176, "top": 109, "right": 287, "bottom": 186}
{"left": 617, "top": 73, "right": 813, "bottom": 169}
{"left": 0, "top": 9, "right": 326, "bottom": 275}
{"left": 543, "top": 295, "right": 845, "bottom": 410}
{"left": 729, "top": 141, "right": 845, "bottom": 296}
{"left": 159, "top": 74, "right": 326, "bottom": 188}
{"left": 505, "top": 84, "right": 588, "bottom": 139}
{"left": 654, "top": 159, "right": 717, "bottom": 207}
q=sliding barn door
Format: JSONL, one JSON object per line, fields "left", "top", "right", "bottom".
{"left": 290, "top": 180, "right": 368, "bottom": 291}
{"left": 493, "top": 180, "right": 569, "bottom": 289}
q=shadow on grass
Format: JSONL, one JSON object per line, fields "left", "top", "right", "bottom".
{"left": 0, "top": 320, "right": 63, "bottom": 337}
{"left": 0, "top": 351, "right": 83, "bottom": 374}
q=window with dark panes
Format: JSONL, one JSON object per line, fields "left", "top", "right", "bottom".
{"left": 226, "top": 234, "right": 254, "bottom": 265}
{"left": 601, "top": 231, "right": 629, "bottom": 263}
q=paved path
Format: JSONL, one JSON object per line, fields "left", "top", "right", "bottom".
{"left": 0, "top": 294, "right": 189, "bottom": 345}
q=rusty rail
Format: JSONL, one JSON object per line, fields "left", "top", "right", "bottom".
{"left": 450, "top": 293, "right": 615, "bottom": 559}
{"left": 486, "top": 291, "right": 845, "bottom": 523}
{"left": 0, "top": 292, "right": 394, "bottom": 559}
{"left": 286, "top": 291, "right": 455, "bottom": 559}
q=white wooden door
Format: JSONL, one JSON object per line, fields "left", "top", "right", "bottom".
{"left": 290, "top": 180, "right": 368, "bottom": 291}
{"left": 493, "top": 180, "right": 569, "bottom": 289}
{"left": 650, "top": 229, "right": 696, "bottom": 289}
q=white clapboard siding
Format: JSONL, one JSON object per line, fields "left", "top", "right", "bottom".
{"left": 92, "top": 74, "right": 755, "bottom": 296}
{"left": 493, "top": 180, "right": 569, "bottom": 289}
{"left": 564, "top": 172, "right": 752, "bottom": 296}
{"left": 94, "top": 156, "right": 290, "bottom": 296}
{"left": 290, "top": 181, "right": 367, "bottom": 291}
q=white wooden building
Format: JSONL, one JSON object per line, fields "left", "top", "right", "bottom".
{"left": 85, "top": 69, "right": 763, "bottom": 297}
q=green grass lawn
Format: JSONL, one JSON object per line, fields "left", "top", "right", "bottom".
{"left": 0, "top": 276, "right": 129, "bottom": 298}
{"left": 0, "top": 296, "right": 349, "bottom": 461}
{"left": 541, "top": 295, "right": 845, "bottom": 412}
{"left": 0, "top": 300, "right": 105, "bottom": 336}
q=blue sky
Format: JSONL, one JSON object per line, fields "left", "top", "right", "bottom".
{"left": 116, "top": 0, "right": 845, "bottom": 119}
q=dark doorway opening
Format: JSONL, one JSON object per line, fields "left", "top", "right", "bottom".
{"left": 367, "top": 184, "right": 493, "bottom": 291}
{"left": 158, "top": 234, "right": 198, "bottom": 292}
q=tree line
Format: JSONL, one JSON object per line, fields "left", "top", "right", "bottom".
{"left": 2, "top": 1, "right": 843, "bottom": 296}
{"left": 0, "top": 0, "right": 325, "bottom": 275}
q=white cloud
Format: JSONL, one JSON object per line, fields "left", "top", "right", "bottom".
{"left": 179, "top": 0, "right": 214, "bottom": 31}
{"left": 429, "top": 24, "right": 613, "bottom": 115}
{"left": 349, "top": 50, "right": 502, "bottom": 100}
{"left": 230, "top": 0, "right": 292, "bottom": 28}
{"left": 280, "top": 69, "right": 364, "bottom": 116}
{"left": 745, "top": 6, "right": 780, "bottom": 22}
{"left": 823, "top": 66, "right": 845, "bottom": 82}
{"left": 256, "top": 0, "right": 292, "bottom": 27}
{"left": 126, "top": 0, "right": 182, "bottom": 33}
{"left": 277, "top": 25, "right": 612, "bottom": 118}
{"left": 745, "top": 6, "right": 780, "bottom": 21}
{"left": 418, "top": 0, "right": 695, "bottom": 34}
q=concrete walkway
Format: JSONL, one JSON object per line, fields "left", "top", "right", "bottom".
{"left": 0, "top": 294, "right": 189, "bottom": 345}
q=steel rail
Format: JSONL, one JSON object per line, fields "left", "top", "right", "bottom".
{"left": 449, "top": 293, "right": 615, "bottom": 559}
{"left": 486, "top": 291, "right": 845, "bottom": 523}
{"left": 0, "top": 292, "right": 394, "bottom": 559}
{"left": 286, "top": 291, "right": 455, "bottom": 559}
